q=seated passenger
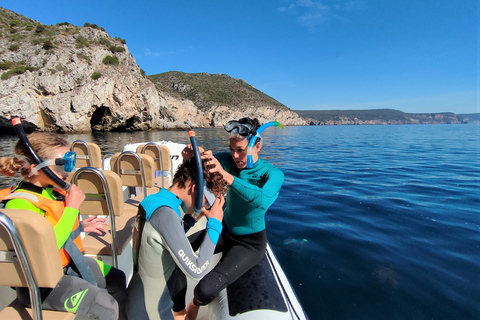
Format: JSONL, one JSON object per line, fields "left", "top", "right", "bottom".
{"left": 0, "top": 132, "right": 126, "bottom": 320}
{"left": 125, "top": 158, "right": 227, "bottom": 320}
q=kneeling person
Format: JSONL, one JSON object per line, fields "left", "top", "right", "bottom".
{"left": 125, "top": 158, "right": 227, "bottom": 320}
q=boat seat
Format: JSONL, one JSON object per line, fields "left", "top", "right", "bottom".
{"left": 0, "top": 209, "right": 75, "bottom": 320}
{"left": 110, "top": 151, "right": 160, "bottom": 200}
{"left": 69, "top": 140, "right": 103, "bottom": 169}
{"left": 71, "top": 168, "right": 137, "bottom": 268}
{"left": 136, "top": 143, "right": 172, "bottom": 188}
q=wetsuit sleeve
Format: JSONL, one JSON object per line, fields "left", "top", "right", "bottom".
{"left": 5, "top": 198, "right": 79, "bottom": 250}
{"left": 231, "top": 168, "right": 284, "bottom": 210}
{"left": 55, "top": 207, "right": 80, "bottom": 249}
{"left": 149, "top": 207, "right": 222, "bottom": 280}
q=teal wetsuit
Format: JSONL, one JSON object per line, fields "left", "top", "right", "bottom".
{"left": 172, "top": 152, "right": 284, "bottom": 308}
{"left": 216, "top": 152, "right": 284, "bottom": 235}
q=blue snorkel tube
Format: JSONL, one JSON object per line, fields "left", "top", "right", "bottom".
{"left": 188, "top": 130, "right": 203, "bottom": 217}
{"left": 11, "top": 117, "right": 71, "bottom": 190}
{"left": 246, "top": 121, "right": 283, "bottom": 168}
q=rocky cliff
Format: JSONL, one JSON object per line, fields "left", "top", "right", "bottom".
{"left": 0, "top": 8, "right": 305, "bottom": 133}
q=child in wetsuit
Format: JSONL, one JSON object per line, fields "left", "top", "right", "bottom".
{"left": 124, "top": 158, "right": 227, "bottom": 320}
{"left": 0, "top": 132, "right": 126, "bottom": 320}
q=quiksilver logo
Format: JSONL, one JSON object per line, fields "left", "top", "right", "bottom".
{"left": 178, "top": 249, "right": 209, "bottom": 274}
{"left": 64, "top": 288, "right": 89, "bottom": 313}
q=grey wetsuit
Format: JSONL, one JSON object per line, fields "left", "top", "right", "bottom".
{"left": 125, "top": 188, "right": 222, "bottom": 320}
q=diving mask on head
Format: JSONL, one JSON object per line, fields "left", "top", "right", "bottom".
{"left": 224, "top": 121, "right": 257, "bottom": 140}
{"left": 28, "top": 151, "right": 76, "bottom": 177}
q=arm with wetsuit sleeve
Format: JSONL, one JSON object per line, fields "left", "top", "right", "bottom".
{"left": 5, "top": 197, "right": 80, "bottom": 250}
{"left": 230, "top": 167, "right": 284, "bottom": 210}
{"left": 149, "top": 206, "right": 222, "bottom": 280}
{"left": 216, "top": 153, "right": 284, "bottom": 210}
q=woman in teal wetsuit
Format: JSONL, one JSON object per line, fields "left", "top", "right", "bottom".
{"left": 177, "top": 117, "right": 284, "bottom": 319}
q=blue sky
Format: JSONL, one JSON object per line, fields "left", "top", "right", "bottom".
{"left": 4, "top": 1, "right": 479, "bottom": 114}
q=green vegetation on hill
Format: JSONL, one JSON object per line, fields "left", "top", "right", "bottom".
{"left": 148, "top": 71, "right": 290, "bottom": 111}
{"left": 0, "top": 7, "right": 127, "bottom": 79}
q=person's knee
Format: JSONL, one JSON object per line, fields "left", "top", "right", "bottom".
{"left": 43, "top": 275, "right": 119, "bottom": 320}
{"left": 105, "top": 267, "right": 127, "bottom": 292}
{"left": 86, "top": 289, "right": 119, "bottom": 320}
{"left": 193, "top": 271, "right": 228, "bottom": 306}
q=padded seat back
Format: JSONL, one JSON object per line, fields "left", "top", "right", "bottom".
{"left": 0, "top": 209, "right": 74, "bottom": 320}
{"left": 110, "top": 151, "right": 158, "bottom": 199}
{"left": 0, "top": 209, "right": 63, "bottom": 288}
{"left": 70, "top": 140, "right": 102, "bottom": 169}
{"left": 73, "top": 168, "right": 125, "bottom": 217}
{"left": 136, "top": 143, "right": 172, "bottom": 188}
{"left": 71, "top": 168, "right": 128, "bottom": 267}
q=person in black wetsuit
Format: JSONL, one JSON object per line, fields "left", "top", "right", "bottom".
{"left": 176, "top": 118, "right": 284, "bottom": 320}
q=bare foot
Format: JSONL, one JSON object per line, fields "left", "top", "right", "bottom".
{"left": 173, "top": 309, "right": 187, "bottom": 320}
{"left": 185, "top": 300, "right": 200, "bottom": 320}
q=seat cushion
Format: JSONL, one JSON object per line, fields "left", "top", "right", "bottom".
{"left": 81, "top": 207, "right": 137, "bottom": 256}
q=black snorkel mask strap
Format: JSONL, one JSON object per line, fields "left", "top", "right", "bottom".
{"left": 11, "top": 117, "right": 71, "bottom": 190}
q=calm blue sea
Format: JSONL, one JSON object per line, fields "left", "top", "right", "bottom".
{"left": 1, "top": 124, "right": 479, "bottom": 320}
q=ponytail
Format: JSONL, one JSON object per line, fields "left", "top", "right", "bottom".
{"left": 0, "top": 156, "right": 29, "bottom": 177}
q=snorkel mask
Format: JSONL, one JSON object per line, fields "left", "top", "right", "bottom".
{"left": 28, "top": 151, "right": 76, "bottom": 177}
{"left": 224, "top": 121, "right": 257, "bottom": 140}
{"left": 188, "top": 130, "right": 216, "bottom": 219}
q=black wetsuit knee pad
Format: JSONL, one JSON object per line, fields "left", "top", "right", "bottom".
{"left": 193, "top": 271, "right": 228, "bottom": 306}
{"left": 105, "top": 267, "right": 127, "bottom": 305}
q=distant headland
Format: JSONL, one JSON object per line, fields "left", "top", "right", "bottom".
{"left": 295, "top": 109, "right": 479, "bottom": 125}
